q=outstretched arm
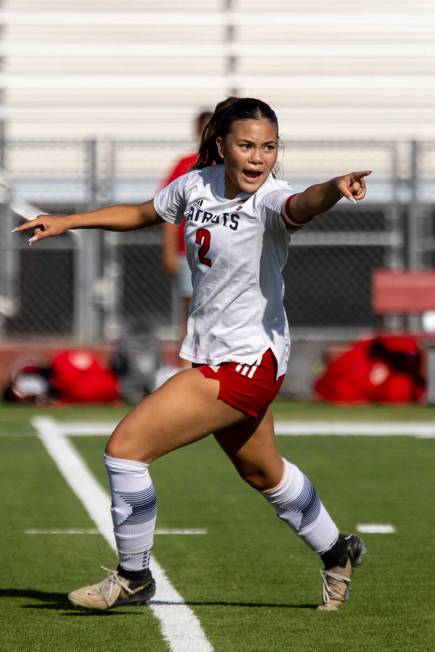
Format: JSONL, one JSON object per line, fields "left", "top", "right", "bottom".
{"left": 162, "top": 222, "right": 180, "bottom": 275}
{"left": 13, "top": 198, "right": 163, "bottom": 244}
{"left": 288, "top": 171, "right": 371, "bottom": 226}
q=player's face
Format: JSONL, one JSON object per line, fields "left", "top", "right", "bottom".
{"left": 216, "top": 119, "right": 279, "bottom": 198}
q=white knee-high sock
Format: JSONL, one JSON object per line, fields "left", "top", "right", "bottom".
{"left": 262, "top": 458, "right": 339, "bottom": 554}
{"left": 104, "top": 453, "right": 157, "bottom": 571}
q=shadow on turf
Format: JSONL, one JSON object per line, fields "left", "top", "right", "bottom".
{"left": 0, "top": 589, "right": 128, "bottom": 616}
{"left": 1, "top": 589, "right": 317, "bottom": 612}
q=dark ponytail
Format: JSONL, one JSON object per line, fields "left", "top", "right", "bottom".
{"left": 192, "top": 97, "right": 278, "bottom": 170}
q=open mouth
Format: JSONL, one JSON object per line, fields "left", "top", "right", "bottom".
{"left": 243, "top": 169, "right": 262, "bottom": 180}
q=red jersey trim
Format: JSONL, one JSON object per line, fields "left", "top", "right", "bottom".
{"left": 282, "top": 193, "right": 305, "bottom": 229}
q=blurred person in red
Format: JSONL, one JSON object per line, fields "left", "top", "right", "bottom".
{"left": 161, "top": 110, "right": 212, "bottom": 367}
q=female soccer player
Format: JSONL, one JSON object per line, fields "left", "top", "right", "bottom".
{"left": 15, "top": 97, "right": 370, "bottom": 612}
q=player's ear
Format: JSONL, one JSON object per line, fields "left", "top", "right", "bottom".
{"left": 216, "top": 137, "right": 225, "bottom": 161}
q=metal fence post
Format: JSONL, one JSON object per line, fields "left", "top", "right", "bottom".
{"left": 407, "top": 140, "right": 424, "bottom": 330}
{"left": 99, "top": 139, "right": 123, "bottom": 341}
{"left": 381, "top": 142, "right": 404, "bottom": 331}
{"left": 408, "top": 140, "right": 422, "bottom": 267}
{"left": 0, "top": 197, "right": 18, "bottom": 335}
{"left": 73, "top": 139, "right": 101, "bottom": 343}
{"left": 388, "top": 142, "right": 403, "bottom": 268}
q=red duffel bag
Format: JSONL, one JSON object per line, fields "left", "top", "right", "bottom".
{"left": 51, "top": 349, "right": 119, "bottom": 403}
{"left": 314, "top": 335, "right": 425, "bottom": 404}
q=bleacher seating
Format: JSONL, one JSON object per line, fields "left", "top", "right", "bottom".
{"left": 2, "top": 1, "right": 435, "bottom": 139}
{"left": 1, "top": 1, "right": 435, "bottom": 187}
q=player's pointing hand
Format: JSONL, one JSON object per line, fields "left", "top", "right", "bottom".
{"left": 335, "top": 170, "right": 371, "bottom": 204}
{"left": 13, "top": 214, "right": 72, "bottom": 245}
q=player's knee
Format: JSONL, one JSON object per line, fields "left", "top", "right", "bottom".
{"left": 105, "top": 423, "right": 154, "bottom": 463}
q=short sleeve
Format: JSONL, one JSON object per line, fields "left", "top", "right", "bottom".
{"left": 153, "top": 173, "right": 189, "bottom": 224}
{"left": 260, "top": 188, "right": 298, "bottom": 233}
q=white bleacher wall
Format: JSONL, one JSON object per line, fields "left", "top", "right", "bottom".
{"left": 1, "top": 0, "right": 435, "bottom": 194}
{"left": 1, "top": 1, "right": 435, "bottom": 142}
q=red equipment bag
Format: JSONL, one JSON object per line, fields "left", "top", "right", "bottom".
{"left": 314, "top": 335, "right": 425, "bottom": 404}
{"left": 51, "top": 350, "right": 119, "bottom": 403}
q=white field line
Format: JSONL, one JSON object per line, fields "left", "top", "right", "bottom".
{"left": 357, "top": 524, "right": 396, "bottom": 534}
{"left": 275, "top": 421, "right": 435, "bottom": 438}
{"left": 55, "top": 422, "right": 117, "bottom": 435}
{"left": 56, "top": 420, "right": 435, "bottom": 439}
{"left": 25, "top": 528, "right": 207, "bottom": 536}
{"left": 155, "top": 529, "right": 207, "bottom": 535}
{"left": 31, "top": 417, "right": 213, "bottom": 652}
{"left": 26, "top": 528, "right": 101, "bottom": 535}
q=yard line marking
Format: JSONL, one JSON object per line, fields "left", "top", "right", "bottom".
{"left": 156, "top": 528, "right": 207, "bottom": 535}
{"left": 56, "top": 420, "right": 435, "bottom": 439}
{"left": 56, "top": 422, "right": 117, "bottom": 435}
{"left": 274, "top": 421, "right": 435, "bottom": 438}
{"left": 33, "top": 417, "right": 114, "bottom": 542}
{"left": 26, "top": 528, "right": 100, "bottom": 535}
{"left": 32, "top": 417, "right": 213, "bottom": 652}
{"left": 357, "top": 523, "right": 396, "bottom": 534}
{"left": 25, "top": 528, "right": 207, "bottom": 536}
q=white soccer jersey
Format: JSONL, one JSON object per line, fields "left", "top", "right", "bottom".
{"left": 154, "top": 164, "right": 297, "bottom": 377}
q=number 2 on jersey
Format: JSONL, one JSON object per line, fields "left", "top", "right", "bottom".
{"left": 195, "top": 228, "right": 212, "bottom": 267}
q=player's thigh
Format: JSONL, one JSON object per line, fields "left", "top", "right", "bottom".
{"left": 107, "top": 367, "right": 247, "bottom": 463}
{"left": 213, "top": 407, "right": 284, "bottom": 490}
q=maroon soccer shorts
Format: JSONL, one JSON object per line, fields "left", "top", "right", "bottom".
{"left": 195, "top": 348, "right": 285, "bottom": 418}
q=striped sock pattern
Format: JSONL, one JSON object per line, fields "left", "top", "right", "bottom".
{"left": 119, "top": 550, "right": 152, "bottom": 572}
{"left": 262, "top": 458, "right": 339, "bottom": 554}
{"left": 104, "top": 454, "right": 157, "bottom": 571}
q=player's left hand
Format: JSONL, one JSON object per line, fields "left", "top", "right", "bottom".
{"left": 335, "top": 171, "right": 371, "bottom": 204}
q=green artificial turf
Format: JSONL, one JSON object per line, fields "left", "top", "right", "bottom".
{"left": 1, "top": 401, "right": 435, "bottom": 651}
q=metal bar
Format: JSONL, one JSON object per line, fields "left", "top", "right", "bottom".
{"left": 406, "top": 140, "right": 424, "bottom": 330}
{"left": 291, "top": 232, "right": 403, "bottom": 247}
{"left": 0, "top": 198, "right": 18, "bottom": 335}
{"left": 382, "top": 142, "right": 403, "bottom": 330}
{"left": 73, "top": 139, "right": 100, "bottom": 342}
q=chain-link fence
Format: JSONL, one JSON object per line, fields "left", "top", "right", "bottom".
{"left": 0, "top": 137, "right": 432, "bottom": 343}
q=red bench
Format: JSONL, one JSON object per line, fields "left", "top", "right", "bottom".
{"left": 372, "top": 270, "right": 435, "bottom": 315}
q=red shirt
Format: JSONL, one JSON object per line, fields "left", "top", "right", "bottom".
{"left": 161, "top": 153, "right": 198, "bottom": 254}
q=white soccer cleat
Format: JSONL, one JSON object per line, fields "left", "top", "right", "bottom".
{"left": 68, "top": 567, "right": 156, "bottom": 610}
